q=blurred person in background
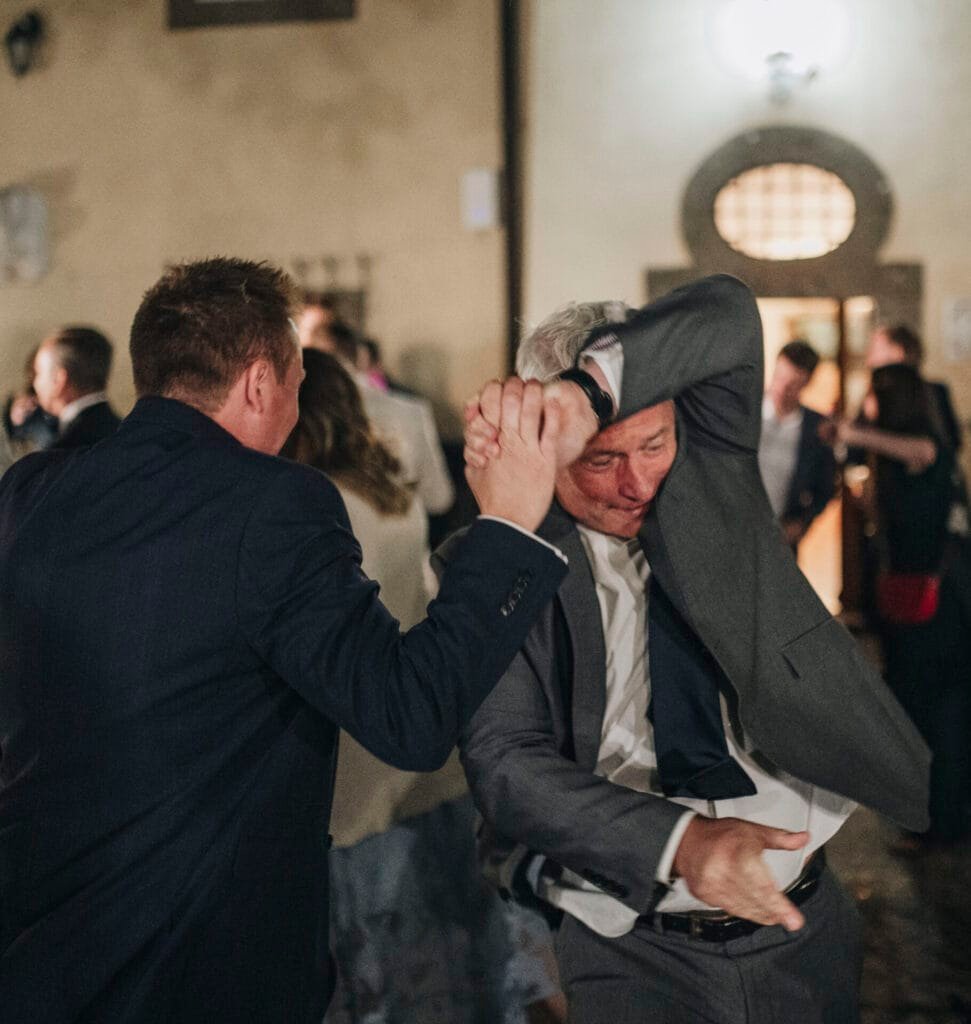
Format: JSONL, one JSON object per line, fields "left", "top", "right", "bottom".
{"left": 833, "top": 363, "right": 971, "bottom": 846}
{"left": 4, "top": 346, "right": 58, "bottom": 452}
{"left": 295, "top": 292, "right": 340, "bottom": 351}
{"left": 32, "top": 326, "right": 121, "bottom": 448}
{"left": 759, "top": 340, "right": 837, "bottom": 550}
{"left": 282, "top": 348, "right": 561, "bottom": 1023}
{"left": 298, "top": 308, "right": 454, "bottom": 522}
{"left": 866, "top": 323, "right": 962, "bottom": 452}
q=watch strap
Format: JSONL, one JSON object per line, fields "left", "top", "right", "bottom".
{"left": 556, "top": 367, "right": 614, "bottom": 430}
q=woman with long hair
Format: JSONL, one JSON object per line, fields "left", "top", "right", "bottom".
{"left": 282, "top": 349, "right": 561, "bottom": 1022}
{"left": 836, "top": 364, "right": 970, "bottom": 844}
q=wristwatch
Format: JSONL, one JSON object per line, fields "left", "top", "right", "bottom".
{"left": 555, "top": 367, "right": 614, "bottom": 430}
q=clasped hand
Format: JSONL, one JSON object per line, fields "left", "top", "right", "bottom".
{"left": 462, "top": 378, "right": 562, "bottom": 533}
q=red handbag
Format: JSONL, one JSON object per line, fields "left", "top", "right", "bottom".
{"left": 876, "top": 571, "right": 940, "bottom": 625}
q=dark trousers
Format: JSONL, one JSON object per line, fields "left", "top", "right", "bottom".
{"left": 882, "top": 574, "right": 971, "bottom": 841}
{"left": 554, "top": 868, "right": 862, "bottom": 1024}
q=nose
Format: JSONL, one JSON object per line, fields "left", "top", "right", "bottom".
{"left": 619, "top": 457, "right": 658, "bottom": 504}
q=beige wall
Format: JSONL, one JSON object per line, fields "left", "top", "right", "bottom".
{"left": 0, "top": 0, "right": 505, "bottom": 427}
{"left": 522, "top": 0, "right": 971, "bottom": 442}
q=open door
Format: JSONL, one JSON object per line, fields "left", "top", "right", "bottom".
{"left": 758, "top": 297, "right": 843, "bottom": 613}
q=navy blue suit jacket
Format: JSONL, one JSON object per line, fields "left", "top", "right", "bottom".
{"left": 781, "top": 405, "right": 837, "bottom": 534}
{"left": 51, "top": 399, "right": 121, "bottom": 450}
{"left": 0, "top": 396, "right": 565, "bottom": 1022}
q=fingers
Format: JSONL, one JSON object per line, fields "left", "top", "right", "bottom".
{"left": 464, "top": 396, "right": 500, "bottom": 469}
{"left": 499, "top": 378, "right": 525, "bottom": 437}
{"left": 479, "top": 379, "right": 504, "bottom": 429}
{"left": 539, "top": 396, "right": 562, "bottom": 462}
{"left": 518, "top": 380, "right": 544, "bottom": 441}
{"left": 757, "top": 827, "right": 809, "bottom": 852}
{"left": 733, "top": 858, "right": 806, "bottom": 931}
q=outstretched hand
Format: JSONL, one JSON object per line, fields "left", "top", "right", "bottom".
{"left": 672, "top": 816, "right": 810, "bottom": 931}
{"left": 465, "top": 378, "right": 562, "bottom": 532}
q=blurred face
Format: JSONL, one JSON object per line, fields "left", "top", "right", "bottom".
{"left": 32, "top": 341, "right": 68, "bottom": 415}
{"left": 866, "top": 329, "right": 906, "bottom": 369}
{"left": 555, "top": 402, "right": 677, "bottom": 539}
{"left": 296, "top": 304, "right": 334, "bottom": 351}
{"left": 767, "top": 355, "right": 810, "bottom": 416}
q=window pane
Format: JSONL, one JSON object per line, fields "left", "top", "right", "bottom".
{"left": 713, "top": 163, "right": 856, "bottom": 261}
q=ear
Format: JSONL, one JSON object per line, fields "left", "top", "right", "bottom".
{"left": 52, "top": 364, "right": 70, "bottom": 395}
{"left": 241, "top": 359, "right": 273, "bottom": 414}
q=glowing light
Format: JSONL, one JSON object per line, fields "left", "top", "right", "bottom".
{"left": 709, "top": 0, "right": 852, "bottom": 99}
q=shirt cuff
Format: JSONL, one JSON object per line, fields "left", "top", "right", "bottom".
{"left": 655, "top": 810, "right": 697, "bottom": 886}
{"left": 476, "top": 515, "right": 568, "bottom": 565}
{"left": 581, "top": 343, "right": 623, "bottom": 411}
{"left": 524, "top": 853, "right": 546, "bottom": 895}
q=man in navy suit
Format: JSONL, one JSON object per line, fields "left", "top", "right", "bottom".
{"left": 0, "top": 257, "right": 568, "bottom": 1022}
{"left": 32, "top": 326, "right": 122, "bottom": 449}
{"left": 758, "top": 340, "right": 837, "bottom": 550}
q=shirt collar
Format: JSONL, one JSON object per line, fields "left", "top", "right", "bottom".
{"left": 59, "top": 391, "right": 108, "bottom": 429}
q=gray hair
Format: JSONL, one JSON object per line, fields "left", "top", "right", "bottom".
{"left": 515, "top": 300, "right": 632, "bottom": 381}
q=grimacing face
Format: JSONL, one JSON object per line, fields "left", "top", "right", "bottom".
{"left": 555, "top": 401, "right": 677, "bottom": 539}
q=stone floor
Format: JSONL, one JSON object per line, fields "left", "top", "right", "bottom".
{"left": 829, "top": 809, "right": 971, "bottom": 1023}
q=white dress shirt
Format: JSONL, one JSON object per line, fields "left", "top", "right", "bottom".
{"left": 758, "top": 396, "right": 804, "bottom": 518}
{"left": 533, "top": 345, "right": 854, "bottom": 938}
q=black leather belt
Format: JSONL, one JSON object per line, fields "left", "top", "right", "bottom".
{"left": 636, "top": 849, "right": 826, "bottom": 943}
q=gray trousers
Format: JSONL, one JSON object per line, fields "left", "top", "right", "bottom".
{"left": 554, "top": 868, "right": 862, "bottom": 1024}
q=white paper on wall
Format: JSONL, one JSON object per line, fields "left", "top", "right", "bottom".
{"left": 0, "top": 185, "right": 49, "bottom": 285}
{"left": 942, "top": 297, "right": 971, "bottom": 364}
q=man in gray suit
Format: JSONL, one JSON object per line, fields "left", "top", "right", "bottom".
{"left": 456, "top": 275, "right": 930, "bottom": 1023}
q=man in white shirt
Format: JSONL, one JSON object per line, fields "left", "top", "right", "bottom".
{"left": 758, "top": 340, "right": 836, "bottom": 549}
{"left": 32, "top": 326, "right": 120, "bottom": 449}
{"left": 455, "top": 276, "right": 929, "bottom": 1024}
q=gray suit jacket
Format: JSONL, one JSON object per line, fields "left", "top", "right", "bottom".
{"left": 452, "top": 274, "right": 930, "bottom": 919}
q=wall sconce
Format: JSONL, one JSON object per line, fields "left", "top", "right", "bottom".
{"left": 709, "top": 0, "right": 851, "bottom": 104}
{"left": 5, "top": 10, "right": 44, "bottom": 77}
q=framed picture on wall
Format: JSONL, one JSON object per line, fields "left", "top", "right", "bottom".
{"left": 169, "top": 0, "right": 354, "bottom": 30}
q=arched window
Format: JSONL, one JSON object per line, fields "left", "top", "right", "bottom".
{"left": 713, "top": 162, "right": 856, "bottom": 261}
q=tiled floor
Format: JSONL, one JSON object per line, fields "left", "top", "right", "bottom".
{"left": 829, "top": 809, "right": 971, "bottom": 1023}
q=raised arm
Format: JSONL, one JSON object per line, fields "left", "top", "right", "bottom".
{"left": 836, "top": 421, "right": 937, "bottom": 473}
{"left": 590, "top": 274, "right": 764, "bottom": 452}
{"left": 237, "top": 380, "right": 568, "bottom": 771}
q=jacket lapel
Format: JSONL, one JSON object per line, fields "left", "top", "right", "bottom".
{"left": 540, "top": 505, "right": 607, "bottom": 771}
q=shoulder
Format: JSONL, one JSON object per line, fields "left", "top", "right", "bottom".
{"left": 655, "top": 273, "right": 756, "bottom": 316}
{"left": 244, "top": 453, "right": 345, "bottom": 516}
{"left": 0, "top": 448, "right": 76, "bottom": 515}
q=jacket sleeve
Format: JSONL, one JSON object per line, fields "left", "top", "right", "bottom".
{"left": 799, "top": 417, "right": 838, "bottom": 528}
{"left": 235, "top": 464, "right": 567, "bottom": 772}
{"left": 590, "top": 274, "right": 764, "bottom": 454}
{"left": 459, "top": 607, "right": 687, "bottom": 915}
